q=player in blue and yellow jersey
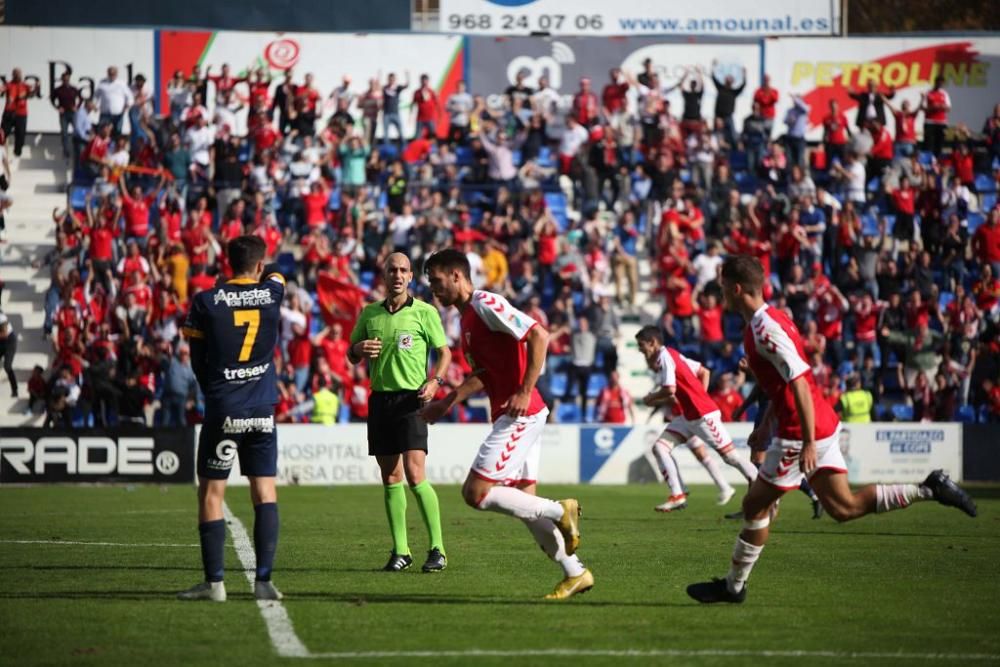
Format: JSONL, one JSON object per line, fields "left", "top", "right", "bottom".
{"left": 177, "top": 235, "right": 285, "bottom": 602}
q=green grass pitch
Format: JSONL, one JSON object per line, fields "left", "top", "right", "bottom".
{"left": 1, "top": 484, "right": 998, "bottom": 666}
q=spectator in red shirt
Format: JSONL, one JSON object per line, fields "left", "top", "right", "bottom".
{"left": 601, "top": 68, "right": 629, "bottom": 130}
{"left": 868, "top": 119, "right": 894, "bottom": 183}
{"left": 119, "top": 172, "right": 164, "bottom": 249}
{"left": 822, "top": 99, "right": 851, "bottom": 167}
{"left": 594, "top": 370, "right": 634, "bottom": 424}
{"left": 1, "top": 68, "right": 36, "bottom": 157}
{"left": 922, "top": 76, "right": 951, "bottom": 156}
{"left": 972, "top": 207, "right": 1000, "bottom": 276}
{"left": 889, "top": 175, "right": 917, "bottom": 245}
{"left": 347, "top": 364, "right": 372, "bottom": 422}
{"left": 884, "top": 95, "right": 919, "bottom": 157}
{"left": 710, "top": 373, "right": 743, "bottom": 422}
{"left": 82, "top": 122, "right": 113, "bottom": 176}
{"left": 411, "top": 74, "right": 439, "bottom": 140}
{"left": 816, "top": 285, "right": 849, "bottom": 366}
{"left": 697, "top": 292, "right": 724, "bottom": 359}
{"left": 572, "top": 77, "right": 600, "bottom": 128}
{"left": 752, "top": 74, "right": 779, "bottom": 137}
{"left": 972, "top": 264, "right": 1000, "bottom": 320}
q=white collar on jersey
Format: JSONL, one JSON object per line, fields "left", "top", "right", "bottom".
{"left": 751, "top": 303, "right": 769, "bottom": 321}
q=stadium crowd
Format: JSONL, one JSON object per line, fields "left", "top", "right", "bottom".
{"left": 2, "top": 59, "right": 1000, "bottom": 427}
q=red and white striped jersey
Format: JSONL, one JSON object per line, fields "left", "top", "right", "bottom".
{"left": 461, "top": 290, "right": 547, "bottom": 422}
{"left": 654, "top": 346, "right": 719, "bottom": 421}
{"left": 744, "top": 305, "right": 840, "bottom": 441}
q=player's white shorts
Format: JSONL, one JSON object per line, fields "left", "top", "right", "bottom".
{"left": 471, "top": 408, "right": 549, "bottom": 486}
{"left": 661, "top": 410, "right": 735, "bottom": 454}
{"left": 758, "top": 424, "right": 847, "bottom": 490}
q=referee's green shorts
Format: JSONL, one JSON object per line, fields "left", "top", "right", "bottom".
{"left": 367, "top": 390, "right": 428, "bottom": 456}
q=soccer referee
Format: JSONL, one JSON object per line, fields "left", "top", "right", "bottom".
{"left": 349, "top": 252, "right": 452, "bottom": 572}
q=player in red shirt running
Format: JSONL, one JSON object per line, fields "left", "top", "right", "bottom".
{"left": 636, "top": 327, "right": 758, "bottom": 512}
{"left": 421, "top": 249, "right": 592, "bottom": 600}
{"left": 687, "top": 255, "right": 977, "bottom": 605}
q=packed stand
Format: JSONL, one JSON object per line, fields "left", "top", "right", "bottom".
{"left": 4, "top": 58, "right": 1000, "bottom": 427}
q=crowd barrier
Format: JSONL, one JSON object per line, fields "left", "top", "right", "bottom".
{"left": 2, "top": 27, "right": 998, "bottom": 145}
{"left": 0, "top": 422, "right": 979, "bottom": 485}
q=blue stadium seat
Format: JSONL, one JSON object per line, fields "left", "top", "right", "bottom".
{"left": 586, "top": 374, "right": 607, "bottom": 398}
{"left": 549, "top": 372, "right": 568, "bottom": 397}
{"left": 967, "top": 212, "right": 985, "bottom": 234}
{"left": 556, "top": 403, "right": 582, "bottom": 423}
{"left": 360, "top": 270, "right": 375, "bottom": 291}
{"left": 939, "top": 290, "right": 955, "bottom": 309}
{"left": 455, "top": 146, "right": 473, "bottom": 166}
{"left": 957, "top": 405, "right": 976, "bottom": 423}
{"left": 918, "top": 151, "right": 934, "bottom": 167}
{"left": 584, "top": 403, "right": 597, "bottom": 423}
{"left": 861, "top": 214, "right": 880, "bottom": 237}
{"left": 975, "top": 173, "right": 996, "bottom": 193}
{"left": 729, "top": 151, "right": 748, "bottom": 172}
{"left": 277, "top": 252, "right": 297, "bottom": 278}
{"left": 837, "top": 361, "right": 854, "bottom": 378}
{"left": 511, "top": 149, "right": 522, "bottom": 167}
{"left": 69, "top": 186, "right": 88, "bottom": 211}
{"left": 548, "top": 354, "right": 570, "bottom": 373}
{"left": 537, "top": 146, "right": 554, "bottom": 168}
{"left": 744, "top": 403, "right": 759, "bottom": 422}
{"left": 983, "top": 193, "right": 997, "bottom": 212}
{"left": 891, "top": 404, "right": 914, "bottom": 421}
{"left": 378, "top": 143, "right": 399, "bottom": 161}
{"left": 377, "top": 190, "right": 388, "bottom": 209}
{"left": 328, "top": 188, "right": 341, "bottom": 211}
{"left": 882, "top": 214, "right": 896, "bottom": 236}
{"left": 466, "top": 405, "right": 489, "bottom": 422}
{"left": 338, "top": 403, "right": 351, "bottom": 424}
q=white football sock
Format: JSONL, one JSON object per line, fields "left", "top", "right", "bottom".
{"left": 875, "top": 484, "right": 933, "bottom": 513}
{"left": 524, "top": 518, "right": 586, "bottom": 578}
{"left": 723, "top": 452, "right": 759, "bottom": 483}
{"left": 725, "top": 536, "right": 764, "bottom": 594}
{"left": 477, "top": 486, "right": 564, "bottom": 522}
{"left": 652, "top": 440, "right": 685, "bottom": 496}
{"left": 694, "top": 446, "right": 732, "bottom": 493}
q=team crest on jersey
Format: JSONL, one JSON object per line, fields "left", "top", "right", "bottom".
{"left": 397, "top": 332, "right": 414, "bottom": 350}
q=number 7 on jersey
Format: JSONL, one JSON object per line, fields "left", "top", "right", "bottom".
{"left": 233, "top": 309, "right": 260, "bottom": 361}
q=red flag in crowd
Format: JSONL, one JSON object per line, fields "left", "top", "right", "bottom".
{"left": 315, "top": 271, "right": 367, "bottom": 337}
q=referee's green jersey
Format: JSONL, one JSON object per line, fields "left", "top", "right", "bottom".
{"left": 350, "top": 296, "right": 447, "bottom": 392}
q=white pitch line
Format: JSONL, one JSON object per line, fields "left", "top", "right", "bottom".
{"left": 223, "top": 502, "right": 309, "bottom": 658}
{"left": 0, "top": 539, "right": 199, "bottom": 548}
{"left": 304, "top": 648, "right": 1000, "bottom": 661}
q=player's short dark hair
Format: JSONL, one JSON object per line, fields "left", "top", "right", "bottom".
{"left": 635, "top": 325, "right": 663, "bottom": 344}
{"left": 721, "top": 254, "right": 765, "bottom": 295}
{"left": 228, "top": 235, "right": 267, "bottom": 275}
{"left": 424, "top": 248, "right": 471, "bottom": 280}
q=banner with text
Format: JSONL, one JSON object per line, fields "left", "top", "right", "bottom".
{"left": 0, "top": 428, "right": 195, "bottom": 484}
{"left": 157, "top": 31, "right": 465, "bottom": 138}
{"left": 197, "top": 423, "right": 580, "bottom": 486}
{"left": 469, "top": 37, "right": 760, "bottom": 131}
{"left": 0, "top": 27, "right": 153, "bottom": 134}
{"left": 443, "top": 0, "right": 837, "bottom": 36}
{"left": 580, "top": 422, "right": 963, "bottom": 485}
{"left": 764, "top": 36, "right": 1000, "bottom": 141}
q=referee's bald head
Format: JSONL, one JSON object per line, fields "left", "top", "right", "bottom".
{"left": 384, "top": 252, "right": 413, "bottom": 297}
{"left": 385, "top": 252, "right": 411, "bottom": 271}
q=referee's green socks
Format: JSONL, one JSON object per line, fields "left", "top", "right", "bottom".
{"left": 384, "top": 482, "right": 410, "bottom": 556}
{"left": 411, "top": 480, "right": 445, "bottom": 554}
